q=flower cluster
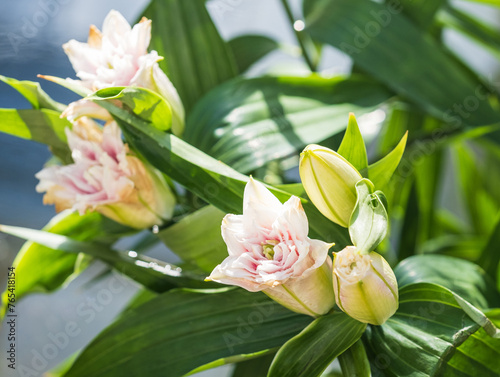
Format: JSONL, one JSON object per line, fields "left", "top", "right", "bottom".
{"left": 210, "top": 145, "right": 399, "bottom": 325}
{"left": 33, "top": 10, "right": 399, "bottom": 325}
{"left": 35, "top": 10, "right": 183, "bottom": 229}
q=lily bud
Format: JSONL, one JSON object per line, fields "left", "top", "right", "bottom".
{"left": 299, "top": 144, "right": 362, "bottom": 228}
{"left": 333, "top": 246, "right": 398, "bottom": 325}
{"left": 208, "top": 178, "right": 335, "bottom": 317}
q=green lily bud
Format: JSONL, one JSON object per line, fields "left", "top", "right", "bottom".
{"left": 333, "top": 246, "right": 398, "bottom": 325}
{"left": 299, "top": 144, "right": 362, "bottom": 228}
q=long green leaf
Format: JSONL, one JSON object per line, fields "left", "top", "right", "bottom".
{"left": 231, "top": 352, "right": 275, "bottom": 377}
{"left": 229, "top": 35, "right": 280, "bottom": 73}
{"left": 0, "top": 108, "right": 71, "bottom": 162}
{"left": 141, "top": 0, "right": 238, "bottom": 111}
{"left": 0, "top": 224, "right": 215, "bottom": 292}
{"left": 477, "top": 215, "right": 500, "bottom": 283}
{"left": 437, "top": 6, "right": 500, "bottom": 58}
{"left": 399, "top": 0, "right": 447, "bottom": 29}
{"left": 63, "top": 289, "right": 312, "bottom": 377}
{"left": 0, "top": 75, "right": 65, "bottom": 111}
{"left": 338, "top": 340, "right": 371, "bottom": 377}
{"left": 365, "top": 282, "right": 500, "bottom": 377}
{"left": 395, "top": 254, "right": 500, "bottom": 310}
{"left": 268, "top": 312, "right": 366, "bottom": 377}
{"left": 304, "top": 0, "right": 500, "bottom": 127}
{"left": 0, "top": 211, "right": 130, "bottom": 316}
{"left": 368, "top": 132, "right": 408, "bottom": 189}
{"left": 185, "top": 75, "right": 392, "bottom": 173}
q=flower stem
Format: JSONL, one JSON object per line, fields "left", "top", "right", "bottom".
{"left": 279, "top": 0, "right": 317, "bottom": 72}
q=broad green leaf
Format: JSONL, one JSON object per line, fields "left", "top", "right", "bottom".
{"left": 231, "top": 352, "right": 275, "bottom": 377}
{"left": 0, "top": 75, "right": 65, "bottom": 111}
{"left": 157, "top": 205, "right": 227, "bottom": 272}
{"left": 92, "top": 87, "right": 173, "bottom": 132}
{"left": 477, "top": 215, "right": 500, "bottom": 283}
{"left": 437, "top": 6, "right": 500, "bottom": 58}
{"left": 0, "top": 108, "right": 71, "bottom": 163}
{"left": 63, "top": 289, "right": 312, "bottom": 377}
{"left": 0, "top": 211, "right": 130, "bottom": 316}
{"left": 304, "top": 0, "right": 500, "bottom": 126}
{"left": 185, "top": 75, "right": 392, "bottom": 173}
{"left": 399, "top": 0, "right": 447, "bottom": 29}
{"left": 337, "top": 112, "right": 368, "bottom": 174}
{"left": 338, "top": 340, "right": 370, "bottom": 377}
{"left": 349, "top": 179, "right": 388, "bottom": 254}
{"left": 229, "top": 35, "right": 280, "bottom": 73}
{"left": 365, "top": 283, "right": 500, "bottom": 377}
{"left": 0, "top": 224, "right": 215, "bottom": 292}
{"left": 395, "top": 254, "right": 500, "bottom": 311}
{"left": 368, "top": 132, "right": 408, "bottom": 189}
{"left": 141, "top": 0, "right": 238, "bottom": 111}
{"left": 439, "top": 308, "right": 500, "bottom": 376}
{"left": 268, "top": 312, "right": 366, "bottom": 377}
{"left": 93, "top": 95, "right": 351, "bottom": 247}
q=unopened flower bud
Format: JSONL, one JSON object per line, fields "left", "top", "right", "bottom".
{"left": 333, "top": 246, "right": 398, "bottom": 325}
{"left": 299, "top": 144, "right": 362, "bottom": 228}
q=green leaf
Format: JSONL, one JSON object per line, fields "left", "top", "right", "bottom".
{"left": 477, "top": 215, "right": 500, "bottom": 285}
{"left": 63, "top": 289, "right": 312, "bottom": 377}
{"left": 338, "top": 340, "right": 371, "bottom": 377}
{"left": 337, "top": 112, "right": 368, "bottom": 174}
{"left": 437, "top": 6, "right": 500, "bottom": 59}
{"left": 304, "top": 0, "right": 500, "bottom": 127}
{"left": 349, "top": 179, "right": 388, "bottom": 254}
{"left": 395, "top": 254, "right": 500, "bottom": 310}
{"left": 185, "top": 75, "right": 392, "bottom": 173}
{"left": 0, "top": 75, "right": 65, "bottom": 111}
{"left": 268, "top": 312, "right": 366, "bottom": 377}
{"left": 368, "top": 132, "right": 408, "bottom": 189}
{"left": 364, "top": 282, "right": 500, "bottom": 377}
{"left": 157, "top": 205, "right": 227, "bottom": 272}
{"left": 0, "top": 224, "right": 215, "bottom": 292}
{"left": 228, "top": 35, "right": 279, "bottom": 73}
{"left": 95, "top": 95, "right": 351, "bottom": 247}
{"left": 0, "top": 211, "right": 130, "bottom": 316}
{"left": 399, "top": 0, "right": 447, "bottom": 29}
{"left": 92, "top": 87, "right": 173, "bottom": 132}
{"left": 141, "top": 0, "right": 238, "bottom": 111}
{"left": 0, "top": 108, "right": 71, "bottom": 163}
{"left": 231, "top": 352, "right": 275, "bottom": 377}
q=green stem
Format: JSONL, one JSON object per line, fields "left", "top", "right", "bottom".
{"left": 280, "top": 0, "right": 317, "bottom": 72}
{"left": 338, "top": 339, "right": 371, "bottom": 377}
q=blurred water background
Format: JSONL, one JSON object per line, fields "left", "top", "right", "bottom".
{"left": 0, "top": 0, "right": 498, "bottom": 376}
